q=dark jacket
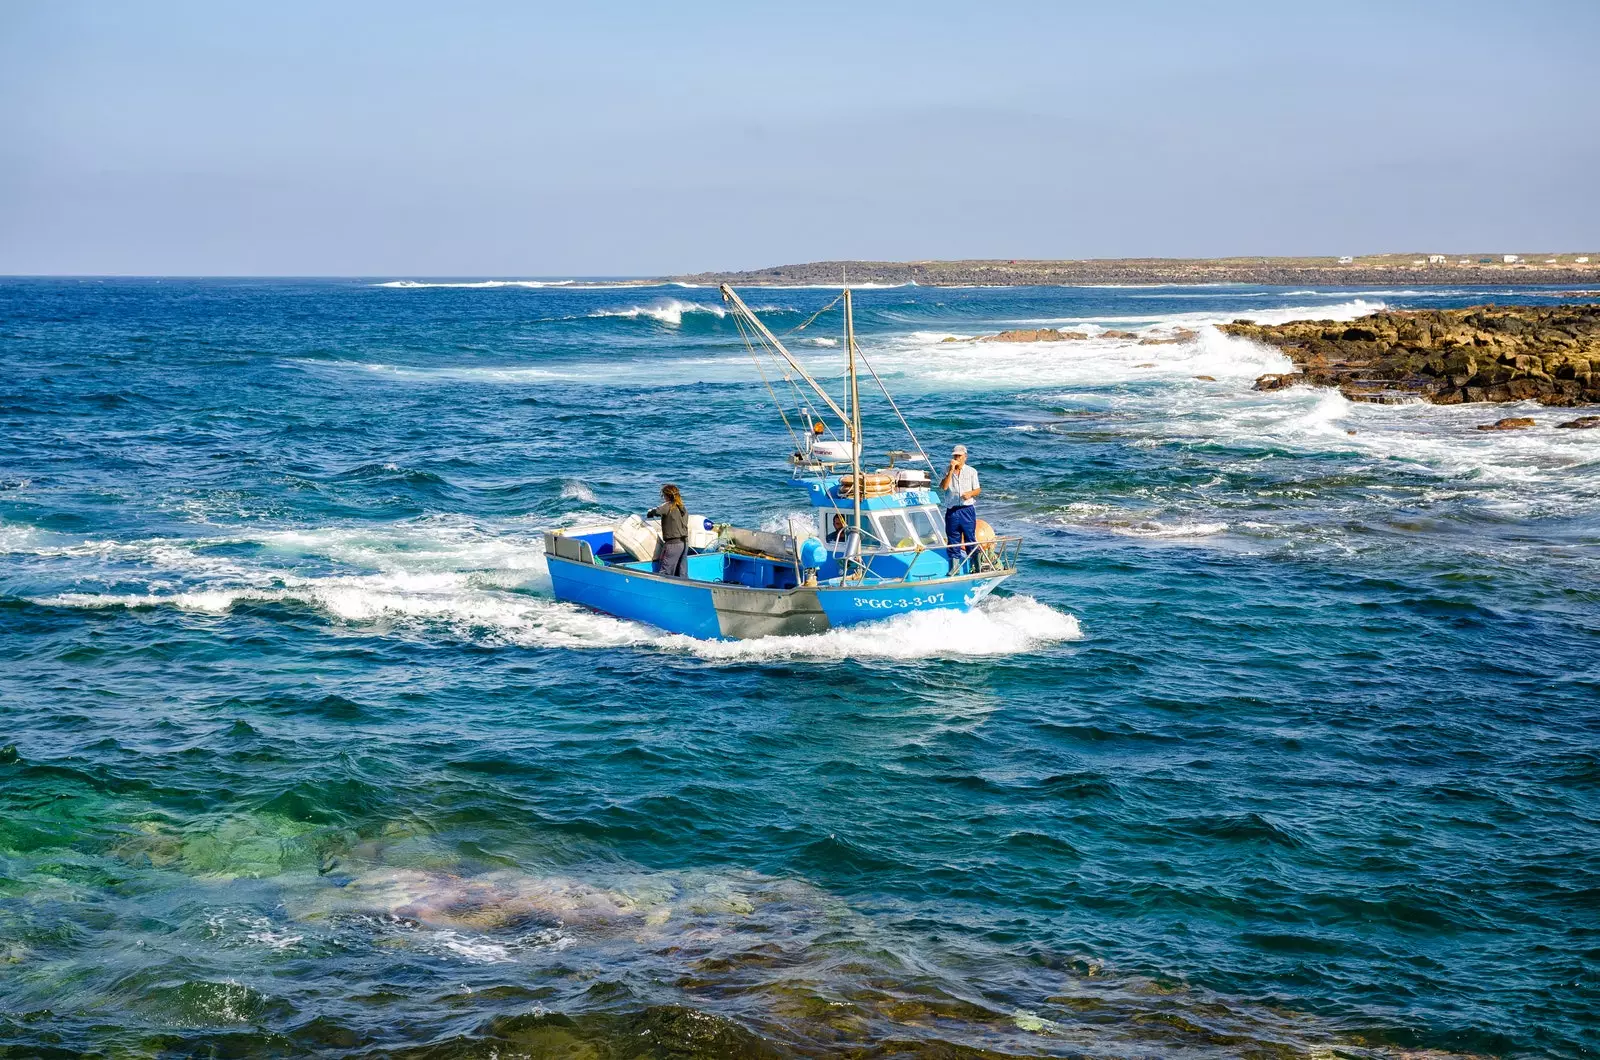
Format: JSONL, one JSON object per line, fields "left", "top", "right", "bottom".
{"left": 649, "top": 502, "right": 689, "bottom": 541}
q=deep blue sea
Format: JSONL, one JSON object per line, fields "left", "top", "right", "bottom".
{"left": 2, "top": 278, "right": 1597, "bottom": 1059}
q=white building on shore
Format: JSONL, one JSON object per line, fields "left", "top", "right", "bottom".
{"left": 1428, "top": 254, "right": 1448, "bottom": 264}
{"left": 1503, "top": 254, "right": 1520, "bottom": 263}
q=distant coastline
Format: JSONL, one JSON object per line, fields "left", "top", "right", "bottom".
{"left": 673, "top": 255, "right": 1600, "bottom": 288}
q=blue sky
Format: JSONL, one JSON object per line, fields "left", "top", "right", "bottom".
{"left": 2, "top": 1, "right": 1596, "bottom": 275}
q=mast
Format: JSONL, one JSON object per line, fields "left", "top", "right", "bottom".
{"left": 719, "top": 284, "right": 849, "bottom": 428}
{"left": 845, "top": 287, "right": 862, "bottom": 564}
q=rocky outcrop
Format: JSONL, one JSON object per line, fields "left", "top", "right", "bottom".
{"left": 1224, "top": 304, "right": 1600, "bottom": 405}
{"left": 977, "top": 328, "right": 1088, "bottom": 343}
{"left": 1139, "top": 328, "right": 1198, "bottom": 346}
{"left": 1556, "top": 416, "right": 1600, "bottom": 428}
{"left": 965, "top": 326, "right": 1198, "bottom": 345}
{"left": 1476, "top": 417, "right": 1536, "bottom": 431}
{"left": 675, "top": 258, "right": 1600, "bottom": 288}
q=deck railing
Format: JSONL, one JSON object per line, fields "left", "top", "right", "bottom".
{"left": 849, "top": 535, "right": 1023, "bottom": 581}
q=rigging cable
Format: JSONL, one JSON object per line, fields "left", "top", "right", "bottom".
{"left": 852, "top": 339, "right": 930, "bottom": 467}
{"left": 782, "top": 292, "right": 843, "bottom": 337}
{"left": 730, "top": 309, "right": 802, "bottom": 453}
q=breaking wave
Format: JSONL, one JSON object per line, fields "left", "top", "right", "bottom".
{"left": 584, "top": 300, "right": 795, "bottom": 327}
{"left": 587, "top": 299, "right": 728, "bottom": 326}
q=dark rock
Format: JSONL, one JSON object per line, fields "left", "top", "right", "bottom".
{"left": 978, "top": 328, "right": 1087, "bottom": 343}
{"left": 1556, "top": 416, "right": 1600, "bottom": 428}
{"left": 1139, "top": 327, "right": 1198, "bottom": 346}
{"left": 1222, "top": 303, "right": 1600, "bottom": 405}
{"left": 1476, "top": 417, "right": 1536, "bottom": 431}
{"left": 1254, "top": 373, "right": 1304, "bottom": 391}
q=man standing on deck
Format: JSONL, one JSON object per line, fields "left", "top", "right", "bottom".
{"left": 940, "top": 444, "right": 981, "bottom": 574}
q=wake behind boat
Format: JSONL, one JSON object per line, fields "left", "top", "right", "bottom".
{"left": 544, "top": 285, "right": 1022, "bottom": 639}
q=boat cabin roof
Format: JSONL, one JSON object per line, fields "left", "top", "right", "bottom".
{"left": 790, "top": 473, "right": 940, "bottom": 512}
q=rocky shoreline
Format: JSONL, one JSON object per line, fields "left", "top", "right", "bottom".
{"left": 1223, "top": 304, "right": 1600, "bottom": 407}
{"left": 675, "top": 256, "right": 1600, "bottom": 288}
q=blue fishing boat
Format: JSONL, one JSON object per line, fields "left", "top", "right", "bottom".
{"left": 544, "top": 285, "right": 1022, "bottom": 639}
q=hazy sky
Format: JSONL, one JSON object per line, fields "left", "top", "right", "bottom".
{"left": 3, "top": 1, "right": 1596, "bottom": 275}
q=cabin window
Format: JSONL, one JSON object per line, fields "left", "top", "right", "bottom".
{"left": 822, "top": 509, "right": 879, "bottom": 548}
{"left": 908, "top": 507, "right": 945, "bottom": 546}
{"left": 877, "top": 513, "right": 916, "bottom": 549}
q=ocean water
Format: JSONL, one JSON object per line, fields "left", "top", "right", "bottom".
{"left": 1, "top": 278, "right": 1596, "bottom": 1059}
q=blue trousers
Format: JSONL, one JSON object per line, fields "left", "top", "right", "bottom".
{"left": 944, "top": 505, "right": 976, "bottom": 571}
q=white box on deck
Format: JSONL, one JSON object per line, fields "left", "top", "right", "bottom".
{"left": 685, "top": 515, "right": 717, "bottom": 550}
{"left": 612, "top": 515, "right": 662, "bottom": 562}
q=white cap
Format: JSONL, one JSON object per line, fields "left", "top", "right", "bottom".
{"left": 952, "top": 444, "right": 967, "bottom": 456}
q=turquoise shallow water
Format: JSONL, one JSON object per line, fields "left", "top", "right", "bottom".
{"left": 1, "top": 278, "right": 1597, "bottom": 1058}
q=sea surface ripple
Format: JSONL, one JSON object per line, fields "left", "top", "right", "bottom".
{"left": 1, "top": 278, "right": 1597, "bottom": 1058}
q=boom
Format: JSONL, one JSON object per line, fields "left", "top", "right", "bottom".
{"left": 720, "top": 284, "right": 850, "bottom": 429}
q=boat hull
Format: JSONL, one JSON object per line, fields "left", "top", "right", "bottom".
{"left": 547, "top": 557, "right": 1012, "bottom": 640}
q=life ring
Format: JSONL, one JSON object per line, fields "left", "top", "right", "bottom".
{"left": 839, "top": 472, "right": 895, "bottom": 499}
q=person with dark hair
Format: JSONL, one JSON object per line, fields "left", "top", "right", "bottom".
{"left": 647, "top": 483, "right": 689, "bottom": 577}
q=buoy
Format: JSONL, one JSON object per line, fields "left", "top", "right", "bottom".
{"left": 974, "top": 519, "right": 998, "bottom": 564}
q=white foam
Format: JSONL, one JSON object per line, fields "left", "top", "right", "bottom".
{"left": 33, "top": 569, "right": 661, "bottom": 649}
{"left": 1067, "top": 377, "right": 1600, "bottom": 529}
{"left": 758, "top": 510, "right": 821, "bottom": 537}
{"left": 428, "top": 930, "right": 514, "bottom": 964}
{"left": 588, "top": 299, "right": 727, "bottom": 326}
{"left": 664, "top": 595, "right": 1082, "bottom": 663}
{"left": 373, "top": 279, "right": 575, "bottom": 289}
{"left": 560, "top": 480, "right": 599, "bottom": 504}
{"left": 22, "top": 515, "right": 1079, "bottom": 659}
{"left": 729, "top": 282, "right": 911, "bottom": 290}
{"left": 205, "top": 913, "right": 305, "bottom": 952}
{"left": 1108, "top": 520, "right": 1229, "bottom": 539}
{"left": 875, "top": 325, "right": 1292, "bottom": 390}
{"left": 1010, "top": 298, "right": 1386, "bottom": 331}
{"left": 35, "top": 579, "right": 1081, "bottom": 661}
{"left": 289, "top": 360, "right": 571, "bottom": 384}
{"left": 374, "top": 279, "right": 673, "bottom": 290}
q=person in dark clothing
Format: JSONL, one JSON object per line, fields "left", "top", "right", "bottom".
{"left": 647, "top": 483, "right": 689, "bottom": 577}
{"left": 827, "top": 513, "right": 848, "bottom": 542}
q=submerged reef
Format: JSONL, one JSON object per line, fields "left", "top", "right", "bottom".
{"left": 1226, "top": 304, "right": 1600, "bottom": 405}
